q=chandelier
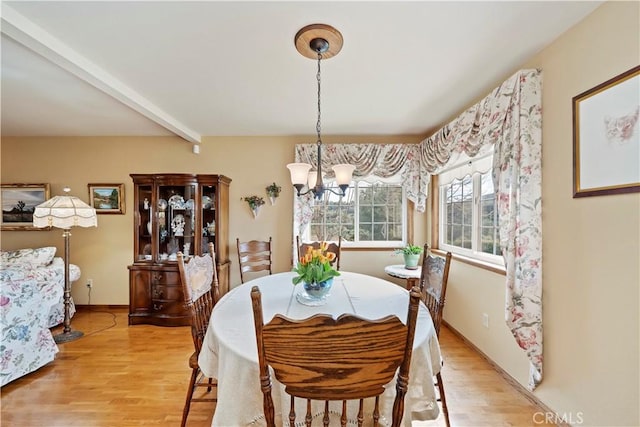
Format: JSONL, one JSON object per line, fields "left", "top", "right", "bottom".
{"left": 287, "top": 24, "right": 355, "bottom": 200}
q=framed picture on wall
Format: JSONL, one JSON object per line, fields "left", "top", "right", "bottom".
{"left": 88, "top": 183, "right": 125, "bottom": 214}
{"left": 573, "top": 65, "right": 640, "bottom": 198}
{"left": 0, "top": 183, "right": 51, "bottom": 230}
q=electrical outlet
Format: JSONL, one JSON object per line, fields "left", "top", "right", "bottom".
{"left": 86, "top": 279, "right": 93, "bottom": 289}
{"left": 482, "top": 313, "right": 489, "bottom": 328}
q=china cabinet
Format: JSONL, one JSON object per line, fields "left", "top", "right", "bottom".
{"left": 128, "top": 174, "right": 231, "bottom": 326}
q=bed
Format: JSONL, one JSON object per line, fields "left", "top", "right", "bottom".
{"left": 0, "top": 247, "right": 80, "bottom": 386}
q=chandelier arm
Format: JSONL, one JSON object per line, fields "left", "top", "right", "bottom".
{"left": 326, "top": 187, "right": 346, "bottom": 197}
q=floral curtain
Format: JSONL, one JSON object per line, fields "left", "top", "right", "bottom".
{"left": 492, "top": 71, "right": 543, "bottom": 390}
{"left": 291, "top": 69, "right": 543, "bottom": 389}
{"left": 419, "top": 68, "right": 543, "bottom": 390}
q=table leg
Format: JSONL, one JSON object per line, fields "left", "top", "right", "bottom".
{"left": 406, "top": 278, "right": 419, "bottom": 291}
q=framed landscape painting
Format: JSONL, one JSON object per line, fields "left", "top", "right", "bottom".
{"left": 88, "top": 183, "right": 125, "bottom": 214}
{"left": 573, "top": 65, "right": 640, "bottom": 197}
{"left": 1, "top": 184, "right": 51, "bottom": 230}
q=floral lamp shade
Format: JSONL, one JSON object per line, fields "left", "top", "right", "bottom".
{"left": 33, "top": 195, "right": 98, "bottom": 229}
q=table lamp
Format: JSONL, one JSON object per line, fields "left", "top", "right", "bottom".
{"left": 33, "top": 187, "right": 97, "bottom": 343}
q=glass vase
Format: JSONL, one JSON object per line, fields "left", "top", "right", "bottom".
{"left": 296, "top": 278, "right": 334, "bottom": 306}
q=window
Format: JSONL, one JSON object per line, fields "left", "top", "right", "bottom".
{"left": 438, "top": 155, "right": 502, "bottom": 265}
{"left": 306, "top": 180, "right": 406, "bottom": 248}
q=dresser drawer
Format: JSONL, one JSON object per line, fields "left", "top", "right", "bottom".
{"left": 151, "top": 284, "right": 183, "bottom": 300}
{"left": 150, "top": 270, "right": 180, "bottom": 286}
{"left": 151, "top": 298, "right": 185, "bottom": 315}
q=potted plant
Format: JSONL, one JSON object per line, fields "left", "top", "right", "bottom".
{"left": 242, "top": 195, "right": 265, "bottom": 218}
{"left": 265, "top": 182, "right": 281, "bottom": 205}
{"left": 292, "top": 242, "right": 341, "bottom": 305}
{"left": 395, "top": 244, "right": 423, "bottom": 270}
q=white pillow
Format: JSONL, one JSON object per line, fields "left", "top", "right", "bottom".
{"left": 0, "top": 247, "right": 57, "bottom": 267}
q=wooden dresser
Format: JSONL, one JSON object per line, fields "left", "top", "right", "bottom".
{"left": 128, "top": 173, "right": 231, "bottom": 326}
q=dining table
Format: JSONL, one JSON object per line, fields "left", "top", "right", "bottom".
{"left": 198, "top": 271, "right": 443, "bottom": 427}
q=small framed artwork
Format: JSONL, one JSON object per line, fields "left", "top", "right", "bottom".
{"left": 573, "top": 65, "right": 640, "bottom": 198}
{"left": 1, "top": 183, "right": 51, "bottom": 231}
{"left": 88, "top": 183, "right": 125, "bottom": 214}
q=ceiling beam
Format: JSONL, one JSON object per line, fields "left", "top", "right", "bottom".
{"left": 0, "top": 5, "right": 201, "bottom": 143}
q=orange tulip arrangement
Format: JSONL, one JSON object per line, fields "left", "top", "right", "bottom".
{"left": 292, "top": 242, "right": 340, "bottom": 285}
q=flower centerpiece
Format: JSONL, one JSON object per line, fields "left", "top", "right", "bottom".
{"left": 394, "top": 244, "right": 423, "bottom": 270}
{"left": 242, "top": 195, "right": 265, "bottom": 218}
{"left": 265, "top": 182, "right": 281, "bottom": 205}
{"left": 292, "top": 242, "right": 340, "bottom": 306}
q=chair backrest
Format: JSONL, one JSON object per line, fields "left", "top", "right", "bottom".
{"left": 236, "top": 237, "right": 273, "bottom": 284}
{"left": 296, "top": 235, "right": 342, "bottom": 271}
{"left": 251, "top": 285, "right": 422, "bottom": 427}
{"left": 178, "top": 243, "right": 219, "bottom": 354}
{"left": 418, "top": 244, "right": 452, "bottom": 337}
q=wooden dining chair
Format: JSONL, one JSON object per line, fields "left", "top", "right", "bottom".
{"left": 236, "top": 237, "right": 273, "bottom": 284}
{"left": 177, "top": 243, "right": 219, "bottom": 427}
{"left": 296, "top": 235, "right": 342, "bottom": 271}
{"left": 250, "top": 284, "right": 422, "bottom": 427}
{"left": 418, "top": 244, "right": 452, "bottom": 427}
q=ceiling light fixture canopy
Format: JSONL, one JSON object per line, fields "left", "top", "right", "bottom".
{"left": 287, "top": 24, "right": 355, "bottom": 200}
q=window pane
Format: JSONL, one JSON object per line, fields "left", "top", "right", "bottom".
{"left": 438, "top": 155, "right": 501, "bottom": 264}
{"left": 481, "top": 226, "right": 500, "bottom": 255}
{"left": 462, "top": 200, "right": 472, "bottom": 226}
{"left": 388, "top": 223, "right": 402, "bottom": 241}
{"left": 359, "top": 205, "right": 372, "bottom": 222}
{"left": 341, "top": 225, "right": 355, "bottom": 242}
{"left": 339, "top": 205, "right": 354, "bottom": 223}
{"left": 358, "top": 223, "right": 372, "bottom": 241}
{"left": 481, "top": 199, "right": 495, "bottom": 226}
{"left": 451, "top": 224, "right": 462, "bottom": 246}
{"left": 373, "top": 206, "right": 388, "bottom": 222}
{"left": 480, "top": 171, "right": 499, "bottom": 255}
{"left": 308, "top": 180, "right": 403, "bottom": 245}
{"left": 462, "top": 225, "right": 472, "bottom": 249}
{"left": 309, "top": 182, "right": 355, "bottom": 241}
{"left": 373, "top": 224, "right": 387, "bottom": 240}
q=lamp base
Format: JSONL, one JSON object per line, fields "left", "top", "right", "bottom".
{"left": 53, "top": 330, "right": 84, "bottom": 344}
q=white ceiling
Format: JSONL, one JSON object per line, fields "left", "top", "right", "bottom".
{"left": 1, "top": 1, "right": 603, "bottom": 143}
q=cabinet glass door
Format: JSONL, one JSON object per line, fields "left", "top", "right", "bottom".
{"left": 201, "top": 184, "right": 216, "bottom": 255}
{"left": 158, "top": 184, "right": 197, "bottom": 261}
{"left": 136, "top": 185, "right": 153, "bottom": 261}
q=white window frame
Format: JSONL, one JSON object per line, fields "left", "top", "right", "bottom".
{"left": 304, "top": 177, "right": 407, "bottom": 249}
{"left": 437, "top": 155, "right": 504, "bottom": 266}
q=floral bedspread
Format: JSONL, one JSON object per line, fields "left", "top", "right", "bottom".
{"left": 0, "top": 256, "right": 81, "bottom": 386}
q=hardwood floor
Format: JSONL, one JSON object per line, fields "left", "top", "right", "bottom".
{"left": 1, "top": 307, "right": 551, "bottom": 426}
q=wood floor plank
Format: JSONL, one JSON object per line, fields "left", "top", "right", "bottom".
{"left": 1, "top": 307, "right": 552, "bottom": 426}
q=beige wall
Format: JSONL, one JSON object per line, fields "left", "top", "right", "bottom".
{"left": 0, "top": 134, "right": 424, "bottom": 305}
{"left": 1, "top": 2, "right": 638, "bottom": 425}
{"left": 443, "top": 2, "right": 639, "bottom": 426}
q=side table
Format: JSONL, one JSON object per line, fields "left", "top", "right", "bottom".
{"left": 384, "top": 264, "right": 422, "bottom": 290}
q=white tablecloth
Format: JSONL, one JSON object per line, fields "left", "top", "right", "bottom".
{"left": 199, "top": 271, "right": 442, "bottom": 427}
